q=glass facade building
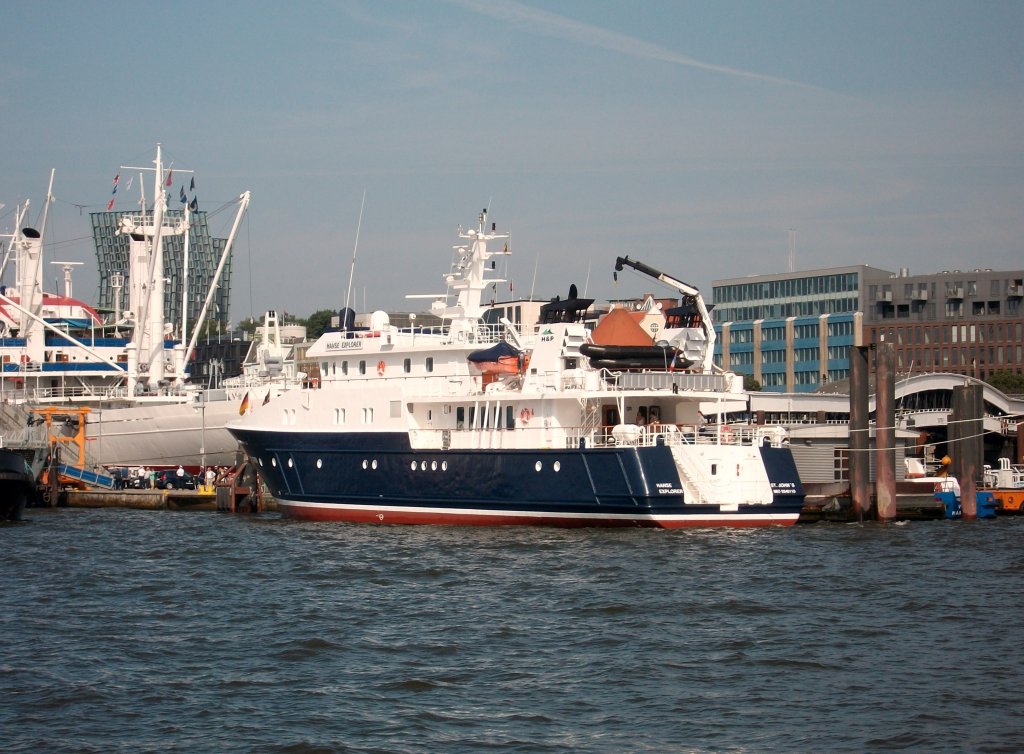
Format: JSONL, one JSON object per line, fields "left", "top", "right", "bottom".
{"left": 90, "top": 209, "right": 232, "bottom": 335}
{"left": 712, "top": 264, "right": 1024, "bottom": 393}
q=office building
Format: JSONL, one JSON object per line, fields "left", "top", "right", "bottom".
{"left": 712, "top": 265, "right": 1024, "bottom": 392}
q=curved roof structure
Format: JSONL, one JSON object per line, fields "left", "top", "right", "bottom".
{"left": 748, "top": 372, "right": 1024, "bottom": 434}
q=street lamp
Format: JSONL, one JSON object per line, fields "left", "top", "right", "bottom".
{"left": 194, "top": 394, "right": 207, "bottom": 478}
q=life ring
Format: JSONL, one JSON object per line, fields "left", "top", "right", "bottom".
{"left": 721, "top": 426, "right": 734, "bottom": 443}
{"left": 519, "top": 407, "right": 533, "bottom": 425}
{"left": 377, "top": 361, "right": 386, "bottom": 376}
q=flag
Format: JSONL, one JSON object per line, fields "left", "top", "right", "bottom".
{"left": 107, "top": 197, "right": 115, "bottom": 211}
{"left": 165, "top": 168, "right": 173, "bottom": 187}
{"left": 190, "top": 176, "right": 195, "bottom": 191}
{"left": 668, "top": 352, "right": 678, "bottom": 372}
{"left": 180, "top": 186, "right": 188, "bottom": 204}
{"left": 238, "top": 392, "right": 250, "bottom": 415}
{"left": 189, "top": 196, "right": 198, "bottom": 211}
{"left": 263, "top": 390, "right": 271, "bottom": 406}
{"left": 111, "top": 173, "right": 120, "bottom": 192}
{"left": 125, "top": 176, "right": 133, "bottom": 191}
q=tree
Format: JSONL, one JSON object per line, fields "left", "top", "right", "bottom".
{"left": 235, "top": 317, "right": 259, "bottom": 337}
{"left": 743, "top": 375, "right": 762, "bottom": 392}
{"left": 304, "top": 309, "right": 337, "bottom": 341}
{"left": 985, "top": 370, "right": 1024, "bottom": 395}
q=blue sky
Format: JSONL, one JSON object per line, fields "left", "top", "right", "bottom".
{"left": 1, "top": 0, "right": 1020, "bottom": 322}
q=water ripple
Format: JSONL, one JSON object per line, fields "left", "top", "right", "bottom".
{"left": 2, "top": 509, "right": 1021, "bottom": 753}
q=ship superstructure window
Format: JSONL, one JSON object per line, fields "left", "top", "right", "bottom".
{"left": 342, "top": 361, "right": 348, "bottom": 375}
{"left": 359, "top": 360, "right": 366, "bottom": 375}
{"left": 456, "top": 406, "right": 465, "bottom": 428}
{"left": 403, "top": 358, "right": 411, "bottom": 373}
{"left": 334, "top": 408, "right": 345, "bottom": 424}
{"left": 321, "top": 361, "right": 328, "bottom": 376}
{"left": 362, "top": 407, "right": 374, "bottom": 423}
{"left": 425, "top": 357, "right": 434, "bottom": 373}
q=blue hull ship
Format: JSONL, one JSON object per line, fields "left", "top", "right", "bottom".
{"left": 228, "top": 211, "right": 805, "bottom": 528}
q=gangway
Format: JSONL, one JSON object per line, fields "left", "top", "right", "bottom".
{"left": 56, "top": 463, "right": 115, "bottom": 489}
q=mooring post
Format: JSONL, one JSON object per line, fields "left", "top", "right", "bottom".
{"left": 952, "top": 384, "right": 983, "bottom": 520}
{"left": 849, "top": 345, "right": 870, "bottom": 521}
{"left": 875, "top": 342, "right": 897, "bottom": 521}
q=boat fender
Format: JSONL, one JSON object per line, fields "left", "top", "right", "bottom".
{"left": 519, "top": 407, "right": 533, "bottom": 424}
{"left": 377, "top": 360, "right": 386, "bottom": 376}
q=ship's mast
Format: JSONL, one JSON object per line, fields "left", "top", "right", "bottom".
{"left": 116, "top": 144, "right": 192, "bottom": 392}
{"left": 431, "top": 209, "right": 510, "bottom": 339}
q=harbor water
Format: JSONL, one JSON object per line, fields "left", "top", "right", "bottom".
{"left": 3, "top": 509, "right": 1022, "bottom": 753}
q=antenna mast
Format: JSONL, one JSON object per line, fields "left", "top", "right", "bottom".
{"left": 343, "top": 190, "right": 366, "bottom": 326}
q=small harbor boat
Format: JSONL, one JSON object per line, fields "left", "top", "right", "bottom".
{"left": 982, "top": 457, "right": 1024, "bottom": 514}
{"left": 228, "top": 209, "right": 806, "bottom": 527}
{"left": 904, "top": 458, "right": 997, "bottom": 519}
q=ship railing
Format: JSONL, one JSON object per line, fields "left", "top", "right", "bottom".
{"left": 409, "top": 421, "right": 784, "bottom": 452}
{"left": 567, "top": 423, "right": 784, "bottom": 449}
{"left": 0, "top": 423, "right": 50, "bottom": 450}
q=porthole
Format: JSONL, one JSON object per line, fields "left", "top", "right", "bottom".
{"left": 420, "top": 461, "right": 427, "bottom": 471}
{"left": 441, "top": 461, "right": 448, "bottom": 471}
{"left": 371, "top": 460, "right": 378, "bottom": 470}
{"left": 258, "top": 458, "right": 264, "bottom": 467}
{"left": 410, "top": 461, "right": 417, "bottom": 471}
{"left": 362, "top": 459, "right": 368, "bottom": 470}
{"left": 431, "top": 460, "right": 437, "bottom": 471}
{"left": 287, "top": 458, "right": 293, "bottom": 468}
{"left": 316, "top": 459, "right": 323, "bottom": 469}
{"left": 271, "top": 458, "right": 277, "bottom": 468}
{"left": 553, "top": 461, "right": 561, "bottom": 472}
{"left": 535, "top": 461, "right": 542, "bottom": 472}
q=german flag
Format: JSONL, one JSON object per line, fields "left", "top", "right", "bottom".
{"left": 238, "top": 392, "right": 250, "bottom": 416}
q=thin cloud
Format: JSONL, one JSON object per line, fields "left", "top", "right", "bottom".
{"left": 446, "top": 0, "right": 826, "bottom": 91}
